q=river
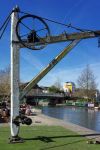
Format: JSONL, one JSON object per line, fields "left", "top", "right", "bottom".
{"left": 42, "top": 106, "right": 100, "bottom": 132}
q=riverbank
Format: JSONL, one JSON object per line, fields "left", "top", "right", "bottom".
{"left": 1, "top": 126, "right": 100, "bottom": 150}
{"left": 30, "top": 112, "right": 100, "bottom": 142}
{"left": 0, "top": 109, "right": 100, "bottom": 142}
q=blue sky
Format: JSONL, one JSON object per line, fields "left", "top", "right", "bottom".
{"left": 0, "top": 0, "right": 100, "bottom": 89}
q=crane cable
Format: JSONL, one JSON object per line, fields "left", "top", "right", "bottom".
{"left": 0, "top": 9, "right": 97, "bottom": 41}
{"left": 0, "top": 11, "right": 13, "bottom": 39}
{"left": 19, "top": 11, "right": 93, "bottom": 32}
{"left": 0, "top": 17, "right": 11, "bottom": 39}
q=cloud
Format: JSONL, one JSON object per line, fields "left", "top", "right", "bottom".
{"left": 20, "top": 48, "right": 100, "bottom": 90}
{"left": 39, "top": 62, "right": 100, "bottom": 89}
{"left": 39, "top": 65, "right": 82, "bottom": 85}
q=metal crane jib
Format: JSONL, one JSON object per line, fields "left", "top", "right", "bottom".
{"left": 15, "top": 13, "right": 100, "bottom": 50}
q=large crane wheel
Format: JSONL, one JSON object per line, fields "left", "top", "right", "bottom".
{"left": 16, "top": 14, "right": 50, "bottom": 50}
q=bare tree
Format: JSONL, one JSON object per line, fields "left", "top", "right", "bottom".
{"left": 54, "top": 77, "right": 62, "bottom": 90}
{"left": 48, "top": 78, "right": 64, "bottom": 93}
{"left": 77, "top": 65, "right": 97, "bottom": 101}
{"left": 0, "top": 66, "right": 10, "bottom": 97}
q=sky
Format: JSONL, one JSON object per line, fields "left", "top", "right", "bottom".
{"left": 0, "top": 0, "right": 100, "bottom": 89}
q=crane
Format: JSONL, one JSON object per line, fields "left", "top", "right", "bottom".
{"left": 10, "top": 6, "right": 100, "bottom": 143}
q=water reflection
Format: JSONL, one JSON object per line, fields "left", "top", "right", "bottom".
{"left": 42, "top": 106, "right": 100, "bottom": 132}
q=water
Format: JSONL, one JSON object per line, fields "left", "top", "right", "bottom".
{"left": 42, "top": 106, "right": 100, "bottom": 132}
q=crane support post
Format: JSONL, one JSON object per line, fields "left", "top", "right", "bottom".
{"left": 10, "top": 7, "right": 20, "bottom": 138}
{"left": 20, "top": 39, "right": 80, "bottom": 100}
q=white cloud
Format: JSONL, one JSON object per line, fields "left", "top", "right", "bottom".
{"left": 39, "top": 62, "right": 100, "bottom": 89}
{"left": 20, "top": 48, "right": 100, "bottom": 90}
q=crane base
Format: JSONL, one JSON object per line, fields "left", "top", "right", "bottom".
{"left": 9, "top": 136, "right": 24, "bottom": 143}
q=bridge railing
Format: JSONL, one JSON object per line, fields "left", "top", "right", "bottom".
{"left": 27, "top": 92, "right": 65, "bottom": 98}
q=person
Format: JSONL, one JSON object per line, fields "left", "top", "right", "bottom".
{"left": 25, "top": 104, "right": 32, "bottom": 116}
{"left": 0, "top": 100, "right": 10, "bottom": 122}
{"left": 20, "top": 103, "right": 26, "bottom": 114}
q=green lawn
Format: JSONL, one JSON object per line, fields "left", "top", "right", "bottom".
{"left": 0, "top": 125, "right": 99, "bottom": 150}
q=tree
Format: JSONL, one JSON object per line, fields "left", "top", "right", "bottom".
{"left": 54, "top": 78, "right": 62, "bottom": 90}
{"left": 48, "top": 78, "right": 64, "bottom": 93}
{"left": 77, "top": 65, "right": 97, "bottom": 101}
{"left": 0, "top": 66, "right": 10, "bottom": 98}
{"left": 48, "top": 85, "right": 61, "bottom": 93}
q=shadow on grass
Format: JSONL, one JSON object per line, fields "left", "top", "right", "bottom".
{"left": 23, "top": 135, "right": 88, "bottom": 150}
{"left": 40, "top": 139, "right": 87, "bottom": 150}
{"left": 38, "top": 133, "right": 100, "bottom": 150}
{"left": 23, "top": 133, "right": 100, "bottom": 143}
{"left": 23, "top": 136, "right": 55, "bottom": 143}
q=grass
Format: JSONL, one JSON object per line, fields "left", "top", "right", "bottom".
{"left": 0, "top": 125, "right": 100, "bottom": 150}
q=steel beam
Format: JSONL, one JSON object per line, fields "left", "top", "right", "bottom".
{"left": 14, "top": 30, "right": 100, "bottom": 48}
{"left": 20, "top": 39, "right": 80, "bottom": 100}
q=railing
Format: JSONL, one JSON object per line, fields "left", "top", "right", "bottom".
{"left": 27, "top": 92, "right": 65, "bottom": 98}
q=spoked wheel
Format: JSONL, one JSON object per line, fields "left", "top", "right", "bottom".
{"left": 16, "top": 14, "right": 50, "bottom": 50}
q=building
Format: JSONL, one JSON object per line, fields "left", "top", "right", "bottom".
{"left": 40, "top": 86, "right": 49, "bottom": 93}
{"left": 63, "top": 82, "right": 75, "bottom": 96}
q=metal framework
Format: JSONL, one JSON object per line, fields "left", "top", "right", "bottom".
{"left": 10, "top": 6, "right": 100, "bottom": 142}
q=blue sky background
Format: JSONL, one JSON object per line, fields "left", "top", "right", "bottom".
{"left": 0, "top": 0, "right": 100, "bottom": 89}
